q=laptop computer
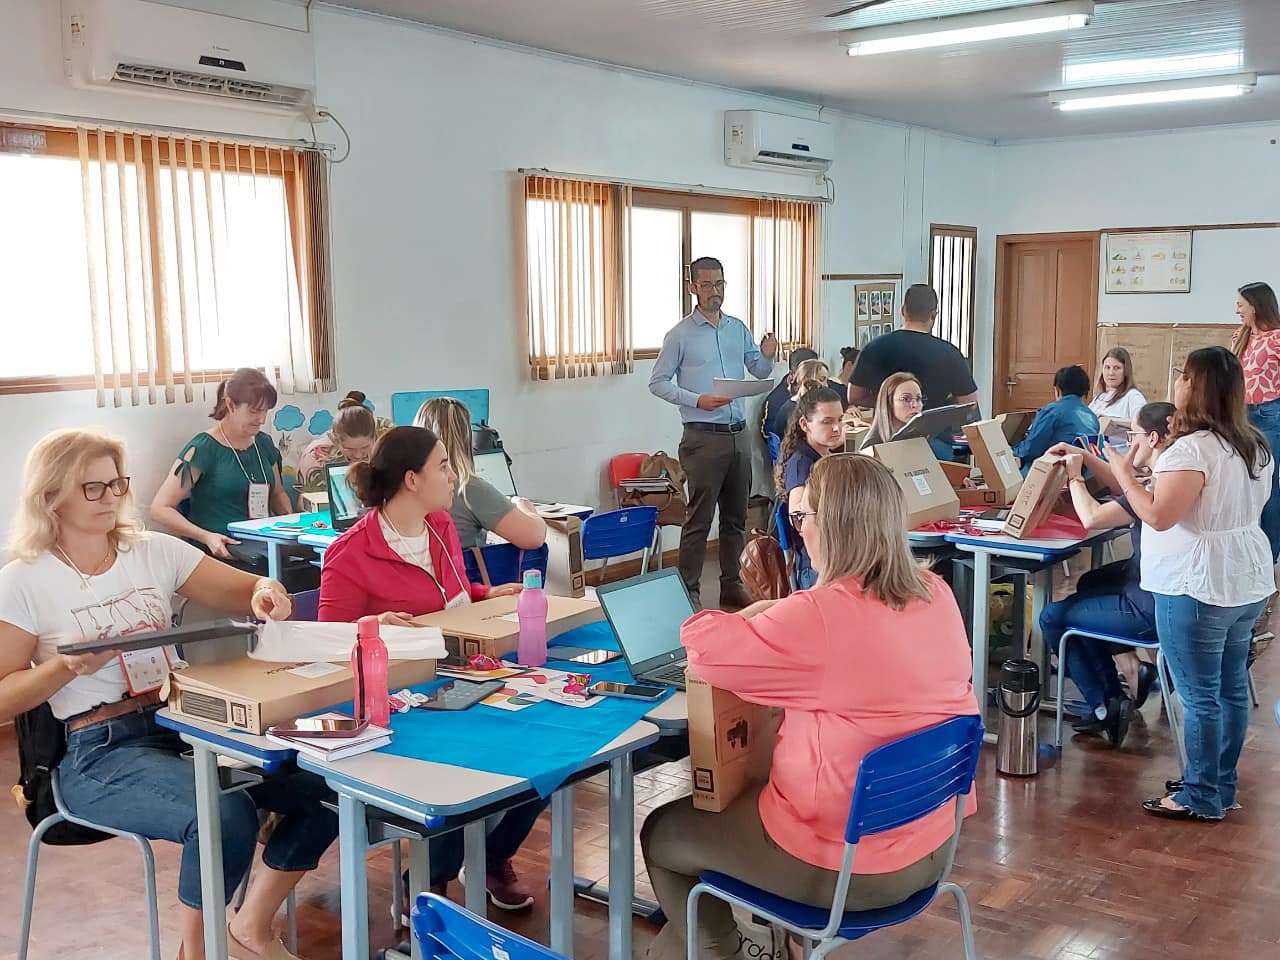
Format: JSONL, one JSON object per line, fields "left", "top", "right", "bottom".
{"left": 595, "top": 568, "right": 695, "bottom": 690}
{"left": 326, "top": 462, "right": 365, "bottom": 532}
{"left": 473, "top": 449, "right": 518, "bottom": 498}
{"left": 889, "top": 402, "right": 978, "bottom": 444}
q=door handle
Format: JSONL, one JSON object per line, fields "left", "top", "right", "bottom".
{"left": 1005, "top": 379, "right": 1018, "bottom": 386}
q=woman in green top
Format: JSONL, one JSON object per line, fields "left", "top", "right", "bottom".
{"left": 152, "top": 368, "right": 292, "bottom": 559}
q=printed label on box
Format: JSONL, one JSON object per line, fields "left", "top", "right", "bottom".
{"left": 909, "top": 471, "right": 932, "bottom": 496}
{"left": 694, "top": 768, "right": 715, "bottom": 791}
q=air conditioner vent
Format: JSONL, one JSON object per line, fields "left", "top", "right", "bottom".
{"left": 113, "top": 63, "right": 309, "bottom": 107}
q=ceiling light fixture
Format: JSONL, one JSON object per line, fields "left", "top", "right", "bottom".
{"left": 1049, "top": 72, "right": 1257, "bottom": 111}
{"left": 1062, "top": 51, "right": 1244, "bottom": 85}
{"left": 843, "top": 0, "right": 1093, "bottom": 56}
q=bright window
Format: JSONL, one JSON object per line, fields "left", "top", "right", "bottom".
{"left": 929, "top": 224, "right": 977, "bottom": 360}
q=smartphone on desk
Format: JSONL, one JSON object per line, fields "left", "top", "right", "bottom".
{"left": 588, "top": 681, "right": 666, "bottom": 702}
{"left": 268, "top": 715, "right": 369, "bottom": 738}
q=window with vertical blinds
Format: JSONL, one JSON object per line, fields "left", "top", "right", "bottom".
{"left": 929, "top": 223, "right": 977, "bottom": 361}
{"left": 0, "top": 122, "right": 334, "bottom": 405}
{"left": 523, "top": 174, "right": 820, "bottom": 378}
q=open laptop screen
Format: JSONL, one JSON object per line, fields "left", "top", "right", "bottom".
{"left": 597, "top": 569, "right": 695, "bottom": 671}
{"left": 326, "top": 463, "right": 365, "bottom": 531}
{"left": 473, "top": 450, "right": 517, "bottom": 498}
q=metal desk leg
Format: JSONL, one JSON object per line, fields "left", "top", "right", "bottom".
{"left": 338, "top": 793, "right": 371, "bottom": 960}
{"left": 407, "top": 839, "right": 431, "bottom": 960}
{"left": 969, "top": 551, "right": 995, "bottom": 744}
{"left": 192, "top": 744, "right": 229, "bottom": 960}
{"left": 1030, "top": 566, "right": 1054, "bottom": 696}
{"left": 550, "top": 786, "right": 575, "bottom": 956}
{"left": 266, "top": 541, "right": 283, "bottom": 581}
{"left": 462, "top": 821, "right": 487, "bottom": 918}
{"left": 608, "top": 753, "right": 635, "bottom": 960}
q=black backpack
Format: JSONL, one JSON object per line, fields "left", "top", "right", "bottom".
{"left": 15, "top": 703, "right": 109, "bottom": 845}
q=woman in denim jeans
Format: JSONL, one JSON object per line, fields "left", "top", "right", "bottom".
{"left": 0, "top": 429, "right": 338, "bottom": 960}
{"left": 1234, "top": 281, "right": 1280, "bottom": 561}
{"left": 1110, "top": 349, "right": 1274, "bottom": 821}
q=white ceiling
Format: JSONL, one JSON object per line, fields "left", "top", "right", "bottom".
{"left": 324, "top": 0, "right": 1280, "bottom": 141}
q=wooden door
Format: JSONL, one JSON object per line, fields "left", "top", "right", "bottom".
{"left": 994, "top": 232, "right": 1099, "bottom": 413}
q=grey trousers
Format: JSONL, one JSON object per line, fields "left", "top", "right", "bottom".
{"left": 641, "top": 783, "right": 950, "bottom": 960}
{"left": 677, "top": 425, "right": 751, "bottom": 600}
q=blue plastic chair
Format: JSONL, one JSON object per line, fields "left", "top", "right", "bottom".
{"left": 582, "top": 506, "right": 659, "bottom": 581}
{"left": 1273, "top": 700, "right": 1280, "bottom": 729}
{"left": 773, "top": 499, "right": 797, "bottom": 592}
{"left": 766, "top": 432, "right": 782, "bottom": 465}
{"left": 292, "top": 587, "right": 321, "bottom": 622}
{"left": 1053, "top": 627, "right": 1184, "bottom": 772}
{"left": 688, "top": 715, "right": 984, "bottom": 960}
{"left": 413, "top": 891, "right": 567, "bottom": 960}
{"left": 463, "top": 543, "right": 550, "bottom": 588}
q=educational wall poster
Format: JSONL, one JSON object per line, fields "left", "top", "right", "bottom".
{"left": 1105, "top": 231, "right": 1193, "bottom": 294}
{"left": 854, "top": 281, "right": 897, "bottom": 347}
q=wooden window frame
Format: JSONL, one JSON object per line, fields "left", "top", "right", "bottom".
{"left": 0, "top": 123, "right": 329, "bottom": 396}
{"left": 928, "top": 223, "right": 978, "bottom": 362}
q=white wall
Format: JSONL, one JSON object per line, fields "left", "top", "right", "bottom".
{"left": 2, "top": 0, "right": 985, "bottom": 549}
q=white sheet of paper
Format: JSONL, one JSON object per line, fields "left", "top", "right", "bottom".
{"left": 712, "top": 378, "right": 774, "bottom": 399}
{"left": 288, "top": 661, "right": 346, "bottom": 679}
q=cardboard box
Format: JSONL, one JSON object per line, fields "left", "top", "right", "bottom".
{"left": 686, "top": 669, "right": 781, "bottom": 813}
{"left": 164, "top": 656, "right": 437, "bottom": 734}
{"left": 842, "top": 426, "right": 870, "bottom": 453}
{"left": 997, "top": 410, "right": 1036, "bottom": 446}
{"left": 1002, "top": 454, "right": 1068, "bottom": 539}
{"left": 544, "top": 515, "right": 586, "bottom": 598}
{"left": 411, "top": 595, "right": 604, "bottom": 658}
{"left": 1097, "top": 416, "right": 1131, "bottom": 442}
{"left": 863, "top": 438, "right": 961, "bottom": 528}
{"left": 300, "top": 490, "right": 329, "bottom": 513}
{"left": 963, "top": 419, "right": 1024, "bottom": 504}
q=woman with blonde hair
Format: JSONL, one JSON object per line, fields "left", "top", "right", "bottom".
{"left": 0, "top": 429, "right": 337, "bottom": 960}
{"left": 641, "top": 454, "right": 977, "bottom": 960}
{"left": 1090, "top": 347, "right": 1147, "bottom": 419}
{"left": 861, "top": 372, "right": 925, "bottom": 448}
{"left": 413, "top": 397, "right": 546, "bottom": 551}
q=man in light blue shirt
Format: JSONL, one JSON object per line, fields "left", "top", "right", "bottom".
{"left": 649, "top": 256, "right": 777, "bottom": 609}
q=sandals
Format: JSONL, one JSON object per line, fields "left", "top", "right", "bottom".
{"left": 1141, "top": 797, "right": 1223, "bottom": 822}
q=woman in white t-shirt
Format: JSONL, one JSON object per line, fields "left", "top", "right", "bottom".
{"left": 1110, "top": 347, "right": 1274, "bottom": 822}
{"left": 0, "top": 429, "right": 337, "bottom": 960}
{"left": 1090, "top": 347, "right": 1147, "bottom": 420}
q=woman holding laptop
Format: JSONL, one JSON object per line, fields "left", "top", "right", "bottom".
{"left": 413, "top": 397, "right": 547, "bottom": 551}
{"left": 0, "top": 428, "right": 337, "bottom": 960}
{"left": 860, "top": 372, "right": 926, "bottom": 449}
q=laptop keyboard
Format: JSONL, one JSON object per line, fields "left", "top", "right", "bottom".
{"left": 646, "top": 661, "right": 688, "bottom": 689}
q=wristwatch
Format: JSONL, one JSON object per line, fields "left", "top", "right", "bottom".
{"left": 1068, "top": 477, "right": 1087, "bottom": 486}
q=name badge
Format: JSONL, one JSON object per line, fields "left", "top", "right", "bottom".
{"left": 247, "top": 481, "right": 270, "bottom": 520}
{"left": 445, "top": 591, "right": 470, "bottom": 610}
{"left": 119, "top": 647, "right": 171, "bottom": 696}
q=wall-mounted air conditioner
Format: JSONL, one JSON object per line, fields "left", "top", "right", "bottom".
{"left": 724, "top": 110, "right": 834, "bottom": 174}
{"left": 61, "top": 0, "right": 316, "bottom": 114}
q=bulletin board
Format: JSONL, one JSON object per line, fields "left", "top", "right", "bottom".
{"left": 854, "top": 281, "right": 898, "bottom": 348}
{"left": 1096, "top": 323, "right": 1237, "bottom": 401}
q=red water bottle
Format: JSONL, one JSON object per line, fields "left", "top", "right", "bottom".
{"left": 353, "top": 615, "right": 390, "bottom": 726}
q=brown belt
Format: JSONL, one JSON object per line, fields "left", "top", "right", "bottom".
{"left": 65, "top": 691, "right": 163, "bottom": 734}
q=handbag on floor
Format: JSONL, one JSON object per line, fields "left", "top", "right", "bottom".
{"left": 739, "top": 529, "right": 792, "bottom": 603}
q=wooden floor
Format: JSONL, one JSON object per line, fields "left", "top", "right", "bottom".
{"left": 5, "top": 563, "right": 1280, "bottom": 959}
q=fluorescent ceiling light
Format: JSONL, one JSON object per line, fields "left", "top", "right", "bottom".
{"left": 1050, "top": 73, "right": 1257, "bottom": 111}
{"left": 843, "top": 0, "right": 1092, "bottom": 56}
{"left": 1063, "top": 51, "right": 1244, "bottom": 85}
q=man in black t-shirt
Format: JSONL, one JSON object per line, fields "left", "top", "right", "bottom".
{"left": 849, "top": 283, "right": 979, "bottom": 459}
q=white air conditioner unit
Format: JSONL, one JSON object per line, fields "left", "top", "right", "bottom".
{"left": 61, "top": 0, "right": 316, "bottom": 114}
{"left": 724, "top": 111, "right": 834, "bottom": 174}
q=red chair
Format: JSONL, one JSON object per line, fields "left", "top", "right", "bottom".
{"left": 608, "top": 451, "right": 664, "bottom": 569}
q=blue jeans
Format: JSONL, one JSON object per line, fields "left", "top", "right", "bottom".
{"left": 1247, "top": 398, "right": 1280, "bottom": 561}
{"left": 1039, "top": 564, "right": 1155, "bottom": 712}
{"left": 1155, "top": 593, "right": 1266, "bottom": 818}
{"left": 427, "top": 798, "right": 549, "bottom": 886}
{"left": 59, "top": 710, "right": 339, "bottom": 909}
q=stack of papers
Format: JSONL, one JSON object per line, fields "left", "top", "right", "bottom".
{"left": 266, "top": 713, "right": 393, "bottom": 762}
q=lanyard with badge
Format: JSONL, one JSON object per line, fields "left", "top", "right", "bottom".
{"left": 57, "top": 546, "right": 175, "bottom": 695}
{"left": 382, "top": 515, "right": 471, "bottom": 609}
{"left": 219, "top": 424, "right": 272, "bottom": 520}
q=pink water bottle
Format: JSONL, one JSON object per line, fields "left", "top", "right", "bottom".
{"left": 517, "top": 570, "right": 548, "bottom": 667}
{"left": 353, "top": 615, "right": 390, "bottom": 727}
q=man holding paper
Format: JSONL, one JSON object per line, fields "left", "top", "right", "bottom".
{"left": 649, "top": 256, "right": 778, "bottom": 609}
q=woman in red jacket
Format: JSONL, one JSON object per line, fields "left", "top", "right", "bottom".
{"left": 318, "top": 426, "right": 519, "bottom": 623}
{"left": 319, "top": 426, "right": 537, "bottom": 909}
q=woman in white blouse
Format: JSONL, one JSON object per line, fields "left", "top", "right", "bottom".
{"left": 1110, "top": 347, "right": 1273, "bottom": 822}
{"left": 0, "top": 429, "right": 337, "bottom": 960}
{"left": 1090, "top": 347, "right": 1147, "bottom": 420}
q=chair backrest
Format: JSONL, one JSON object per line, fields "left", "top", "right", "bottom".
{"left": 609, "top": 452, "right": 648, "bottom": 488}
{"left": 773, "top": 499, "right": 791, "bottom": 553}
{"left": 766, "top": 432, "right": 782, "bottom": 465}
{"left": 581, "top": 506, "right": 659, "bottom": 562}
{"left": 463, "top": 543, "right": 550, "bottom": 587}
{"left": 413, "top": 892, "right": 568, "bottom": 960}
{"left": 845, "top": 715, "right": 984, "bottom": 844}
{"left": 292, "top": 589, "right": 320, "bottom": 622}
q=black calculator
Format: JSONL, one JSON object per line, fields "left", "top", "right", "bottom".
{"left": 419, "top": 679, "right": 505, "bottom": 711}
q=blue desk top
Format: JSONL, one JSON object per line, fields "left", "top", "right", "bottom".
{"left": 228, "top": 512, "right": 334, "bottom": 542}
{"left": 155, "top": 710, "right": 297, "bottom": 772}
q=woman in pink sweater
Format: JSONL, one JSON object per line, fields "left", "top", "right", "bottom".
{"left": 641, "top": 454, "right": 978, "bottom": 960}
